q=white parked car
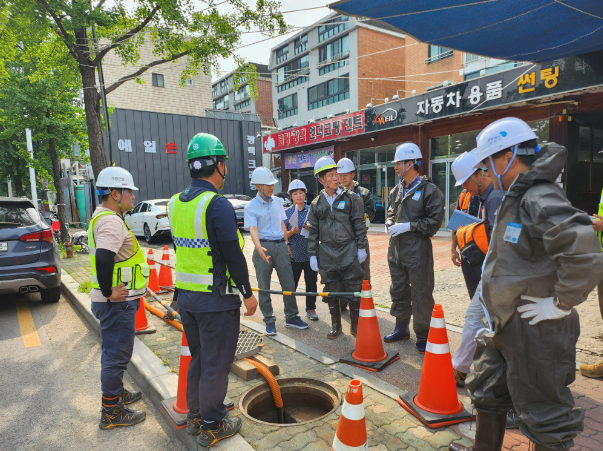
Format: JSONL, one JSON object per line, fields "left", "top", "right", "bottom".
{"left": 125, "top": 199, "right": 171, "bottom": 244}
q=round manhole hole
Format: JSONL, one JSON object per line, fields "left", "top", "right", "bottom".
{"left": 239, "top": 378, "right": 341, "bottom": 426}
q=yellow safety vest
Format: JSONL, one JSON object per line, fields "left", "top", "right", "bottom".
{"left": 88, "top": 210, "right": 149, "bottom": 297}
{"left": 167, "top": 190, "right": 244, "bottom": 292}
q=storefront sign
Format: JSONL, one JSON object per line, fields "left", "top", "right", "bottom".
{"left": 362, "top": 174, "right": 370, "bottom": 182}
{"left": 285, "top": 146, "right": 334, "bottom": 169}
{"left": 365, "top": 57, "right": 603, "bottom": 133}
{"left": 263, "top": 111, "right": 365, "bottom": 153}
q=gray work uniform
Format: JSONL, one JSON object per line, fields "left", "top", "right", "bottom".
{"left": 467, "top": 143, "right": 603, "bottom": 449}
{"left": 387, "top": 176, "right": 444, "bottom": 344}
{"left": 307, "top": 187, "right": 368, "bottom": 305}
{"left": 351, "top": 181, "right": 376, "bottom": 282}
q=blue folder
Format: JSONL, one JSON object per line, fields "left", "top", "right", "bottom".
{"left": 447, "top": 209, "right": 482, "bottom": 231}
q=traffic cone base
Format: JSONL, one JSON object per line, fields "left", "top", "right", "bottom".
{"left": 158, "top": 245, "right": 174, "bottom": 289}
{"left": 397, "top": 392, "right": 474, "bottom": 429}
{"left": 339, "top": 350, "right": 400, "bottom": 372}
{"left": 135, "top": 297, "right": 156, "bottom": 335}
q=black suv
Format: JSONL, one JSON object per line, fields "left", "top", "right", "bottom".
{"left": 0, "top": 198, "right": 61, "bottom": 302}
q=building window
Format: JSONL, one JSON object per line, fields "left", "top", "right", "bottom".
{"left": 276, "top": 45, "right": 289, "bottom": 64}
{"left": 318, "top": 16, "right": 348, "bottom": 42}
{"left": 219, "top": 79, "right": 228, "bottom": 93}
{"left": 185, "top": 79, "right": 194, "bottom": 86}
{"left": 277, "top": 55, "right": 309, "bottom": 84}
{"left": 464, "top": 53, "right": 481, "bottom": 64}
{"left": 308, "top": 74, "right": 350, "bottom": 110}
{"left": 234, "top": 85, "right": 249, "bottom": 102}
{"left": 235, "top": 99, "right": 251, "bottom": 110}
{"left": 212, "top": 85, "right": 218, "bottom": 97}
{"left": 213, "top": 94, "right": 229, "bottom": 110}
{"left": 294, "top": 34, "right": 308, "bottom": 54}
{"left": 278, "top": 93, "right": 298, "bottom": 119}
{"left": 152, "top": 73, "right": 164, "bottom": 87}
{"left": 426, "top": 45, "right": 453, "bottom": 63}
{"left": 277, "top": 76, "right": 309, "bottom": 93}
{"left": 318, "top": 35, "right": 349, "bottom": 75}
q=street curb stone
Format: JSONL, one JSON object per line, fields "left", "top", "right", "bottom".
{"left": 60, "top": 270, "right": 254, "bottom": 451}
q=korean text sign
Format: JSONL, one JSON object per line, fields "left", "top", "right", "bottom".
{"left": 285, "top": 146, "right": 335, "bottom": 169}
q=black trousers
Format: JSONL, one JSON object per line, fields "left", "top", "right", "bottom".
{"left": 291, "top": 260, "right": 318, "bottom": 311}
{"left": 461, "top": 259, "right": 482, "bottom": 300}
{"left": 180, "top": 308, "right": 240, "bottom": 426}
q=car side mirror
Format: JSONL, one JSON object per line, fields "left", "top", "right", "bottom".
{"left": 125, "top": 211, "right": 132, "bottom": 216}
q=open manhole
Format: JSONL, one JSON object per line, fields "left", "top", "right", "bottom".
{"left": 239, "top": 378, "right": 341, "bottom": 426}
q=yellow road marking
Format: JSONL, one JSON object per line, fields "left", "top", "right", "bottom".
{"left": 16, "top": 300, "right": 41, "bottom": 348}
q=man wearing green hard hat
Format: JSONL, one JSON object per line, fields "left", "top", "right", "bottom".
{"left": 167, "top": 133, "right": 258, "bottom": 448}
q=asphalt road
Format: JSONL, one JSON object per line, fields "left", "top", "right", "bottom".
{"left": 0, "top": 292, "right": 186, "bottom": 451}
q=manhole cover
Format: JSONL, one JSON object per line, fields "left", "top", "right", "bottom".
{"left": 239, "top": 378, "right": 341, "bottom": 427}
{"left": 235, "top": 329, "right": 263, "bottom": 359}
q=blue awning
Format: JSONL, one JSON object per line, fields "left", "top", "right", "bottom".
{"left": 330, "top": 0, "right": 603, "bottom": 63}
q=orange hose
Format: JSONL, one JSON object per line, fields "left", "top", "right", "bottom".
{"left": 244, "top": 358, "right": 283, "bottom": 408}
{"left": 144, "top": 299, "right": 184, "bottom": 332}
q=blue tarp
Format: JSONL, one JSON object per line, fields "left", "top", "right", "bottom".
{"left": 330, "top": 0, "right": 603, "bottom": 63}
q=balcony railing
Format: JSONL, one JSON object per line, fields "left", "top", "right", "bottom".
{"left": 425, "top": 49, "right": 453, "bottom": 64}
{"left": 276, "top": 67, "right": 310, "bottom": 87}
{"left": 316, "top": 50, "right": 350, "bottom": 69}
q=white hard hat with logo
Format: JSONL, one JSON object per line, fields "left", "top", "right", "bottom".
{"left": 475, "top": 117, "right": 538, "bottom": 165}
{"left": 337, "top": 158, "right": 356, "bottom": 174}
{"left": 96, "top": 167, "right": 138, "bottom": 191}
{"left": 251, "top": 167, "right": 278, "bottom": 185}
{"left": 392, "top": 143, "right": 422, "bottom": 163}
{"left": 288, "top": 179, "right": 307, "bottom": 193}
{"left": 451, "top": 149, "right": 481, "bottom": 186}
{"left": 314, "top": 156, "right": 337, "bottom": 176}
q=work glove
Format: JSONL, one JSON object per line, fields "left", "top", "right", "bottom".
{"left": 384, "top": 219, "right": 394, "bottom": 234}
{"left": 310, "top": 256, "right": 318, "bottom": 272}
{"left": 357, "top": 248, "right": 367, "bottom": 264}
{"left": 387, "top": 222, "right": 411, "bottom": 237}
{"left": 516, "top": 295, "right": 571, "bottom": 325}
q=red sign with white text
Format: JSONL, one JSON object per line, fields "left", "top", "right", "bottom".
{"left": 262, "top": 111, "right": 365, "bottom": 153}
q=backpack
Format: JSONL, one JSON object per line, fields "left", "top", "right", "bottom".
{"left": 457, "top": 221, "right": 491, "bottom": 267}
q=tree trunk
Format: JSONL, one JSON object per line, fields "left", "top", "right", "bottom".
{"left": 14, "top": 172, "right": 25, "bottom": 197}
{"left": 48, "top": 137, "right": 70, "bottom": 243}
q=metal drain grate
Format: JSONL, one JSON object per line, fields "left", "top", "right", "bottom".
{"left": 235, "top": 329, "right": 264, "bottom": 359}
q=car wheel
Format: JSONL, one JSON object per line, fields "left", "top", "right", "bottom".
{"left": 144, "top": 223, "right": 156, "bottom": 244}
{"left": 41, "top": 286, "right": 61, "bottom": 303}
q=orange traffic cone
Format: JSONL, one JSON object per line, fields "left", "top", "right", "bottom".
{"left": 147, "top": 249, "right": 161, "bottom": 293}
{"left": 134, "top": 297, "right": 155, "bottom": 335}
{"left": 331, "top": 380, "right": 367, "bottom": 451}
{"left": 158, "top": 245, "right": 174, "bottom": 288}
{"left": 340, "top": 280, "right": 399, "bottom": 372}
{"left": 162, "top": 331, "right": 190, "bottom": 428}
{"left": 398, "top": 304, "right": 474, "bottom": 428}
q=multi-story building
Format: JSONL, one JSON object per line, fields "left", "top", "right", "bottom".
{"left": 210, "top": 64, "right": 274, "bottom": 126}
{"left": 268, "top": 12, "right": 406, "bottom": 128}
{"left": 100, "top": 36, "right": 213, "bottom": 117}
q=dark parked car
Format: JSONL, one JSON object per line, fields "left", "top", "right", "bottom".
{"left": 274, "top": 192, "right": 293, "bottom": 208}
{"left": 0, "top": 197, "right": 61, "bottom": 302}
{"left": 223, "top": 194, "right": 252, "bottom": 229}
{"left": 373, "top": 196, "right": 386, "bottom": 223}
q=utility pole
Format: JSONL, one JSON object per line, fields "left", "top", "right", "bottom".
{"left": 7, "top": 176, "right": 12, "bottom": 197}
{"left": 26, "top": 128, "right": 38, "bottom": 207}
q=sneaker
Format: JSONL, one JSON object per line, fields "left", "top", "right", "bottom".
{"left": 285, "top": 316, "right": 309, "bottom": 329}
{"left": 266, "top": 323, "right": 277, "bottom": 336}
{"left": 453, "top": 369, "right": 468, "bottom": 387}
{"left": 187, "top": 411, "right": 229, "bottom": 436}
{"left": 416, "top": 343, "right": 426, "bottom": 354}
{"left": 99, "top": 398, "right": 146, "bottom": 430}
{"left": 306, "top": 310, "right": 319, "bottom": 321}
{"left": 121, "top": 388, "right": 142, "bottom": 405}
{"left": 506, "top": 409, "right": 522, "bottom": 429}
{"left": 198, "top": 417, "right": 242, "bottom": 448}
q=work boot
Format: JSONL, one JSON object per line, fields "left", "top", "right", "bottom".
{"left": 350, "top": 302, "right": 360, "bottom": 337}
{"left": 579, "top": 358, "right": 603, "bottom": 378}
{"left": 384, "top": 317, "right": 410, "bottom": 343}
{"left": 197, "top": 417, "right": 242, "bottom": 448}
{"left": 327, "top": 300, "right": 343, "bottom": 339}
{"left": 121, "top": 388, "right": 142, "bottom": 405}
{"left": 99, "top": 397, "right": 146, "bottom": 430}
{"left": 506, "top": 409, "right": 522, "bottom": 429}
{"left": 186, "top": 411, "right": 229, "bottom": 436}
{"left": 454, "top": 369, "right": 468, "bottom": 387}
{"left": 448, "top": 411, "right": 506, "bottom": 451}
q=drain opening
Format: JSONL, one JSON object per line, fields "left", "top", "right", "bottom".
{"left": 239, "top": 378, "right": 341, "bottom": 426}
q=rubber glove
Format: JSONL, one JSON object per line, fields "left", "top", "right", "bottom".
{"left": 516, "top": 295, "right": 571, "bottom": 325}
{"left": 384, "top": 219, "right": 394, "bottom": 234}
{"left": 388, "top": 222, "right": 411, "bottom": 237}
{"left": 310, "top": 256, "right": 318, "bottom": 272}
{"left": 358, "top": 248, "right": 367, "bottom": 264}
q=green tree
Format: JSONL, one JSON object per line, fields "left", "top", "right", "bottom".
{"left": 32, "top": 0, "right": 288, "bottom": 178}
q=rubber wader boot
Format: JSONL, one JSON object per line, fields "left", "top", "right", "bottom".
{"left": 384, "top": 317, "right": 411, "bottom": 343}
{"left": 340, "top": 300, "right": 348, "bottom": 313}
{"left": 533, "top": 444, "right": 570, "bottom": 451}
{"left": 350, "top": 302, "right": 360, "bottom": 337}
{"left": 99, "top": 397, "right": 146, "bottom": 430}
{"left": 328, "top": 300, "right": 343, "bottom": 339}
{"left": 448, "top": 411, "right": 506, "bottom": 451}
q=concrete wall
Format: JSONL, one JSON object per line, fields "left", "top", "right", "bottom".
{"left": 108, "top": 108, "right": 261, "bottom": 201}
{"left": 101, "top": 37, "right": 213, "bottom": 117}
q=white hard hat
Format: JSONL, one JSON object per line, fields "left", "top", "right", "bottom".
{"left": 251, "top": 167, "right": 278, "bottom": 185}
{"left": 451, "top": 149, "right": 481, "bottom": 186}
{"left": 475, "top": 117, "right": 538, "bottom": 166}
{"left": 337, "top": 158, "right": 355, "bottom": 174}
{"left": 314, "top": 156, "right": 337, "bottom": 176}
{"left": 392, "top": 143, "right": 422, "bottom": 163}
{"left": 96, "top": 167, "right": 138, "bottom": 190}
{"left": 288, "top": 179, "right": 307, "bottom": 194}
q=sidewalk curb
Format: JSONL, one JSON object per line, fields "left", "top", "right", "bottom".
{"left": 60, "top": 270, "right": 254, "bottom": 451}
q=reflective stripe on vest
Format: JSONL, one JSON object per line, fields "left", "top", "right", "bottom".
{"left": 88, "top": 210, "right": 149, "bottom": 296}
{"left": 597, "top": 188, "right": 603, "bottom": 251}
